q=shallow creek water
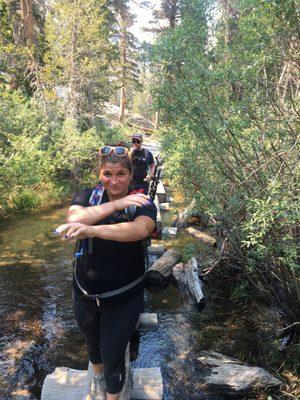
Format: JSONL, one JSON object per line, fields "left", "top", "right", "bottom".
{"left": 0, "top": 201, "right": 260, "bottom": 400}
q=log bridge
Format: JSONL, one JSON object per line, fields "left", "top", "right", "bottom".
{"left": 41, "top": 313, "right": 162, "bottom": 400}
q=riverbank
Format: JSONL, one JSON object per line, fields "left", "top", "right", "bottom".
{"left": 0, "top": 197, "right": 299, "bottom": 399}
{"left": 161, "top": 186, "right": 300, "bottom": 399}
{"left": 0, "top": 182, "right": 69, "bottom": 220}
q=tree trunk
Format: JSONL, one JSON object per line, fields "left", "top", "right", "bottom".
{"left": 20, "top": 0, "right": 35, "bottom": 45}
{"left": 169, "top": 0, "right": 178, "bottom": 28}
{"left": 119, "top": 84, "right": 126, "bottom": 122}
{"left": 220, "top": 0, "right": 243, "bottom": 99}
{"left": 172, "top": 199, "right": 196, "bottom": 228}
{"left": 118, "top": 17, "right": 127, "bottom": 123}
{"left": 154, "top": 110, "right": 159, "bottom": 129}
{"left": 68, "top": 10, "right": 79, "bottom": 120}
{"left": 146, "top": 249, "right": 181, "bottom": 287}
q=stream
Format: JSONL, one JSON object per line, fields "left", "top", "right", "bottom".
{"left": 0, "top": 190, "right": 273, "bottom": 399}
{"left": 0, "top": 198, "right": 225, "bottom": 400}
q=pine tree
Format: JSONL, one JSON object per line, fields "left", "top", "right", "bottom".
{"left": 112, "top": 0, "right": 140, "bottom": 122}
{"left": 20, "top": 0, "right": 36, "bottom": 45}
{"left": 0, "top": 0, "right": 45, "bottom": 92}
{"left": 43, "top": 0, "right": 115, "bottom": 123}
{"left": 150, "top": 0, "right": 181, "bottom": 31}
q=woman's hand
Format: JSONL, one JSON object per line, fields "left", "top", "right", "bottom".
{"left": 54, "top": 223, "right": 96, "bottom": 240}
{"left": 113, "top": 194, "right": 150, "bottom": 211}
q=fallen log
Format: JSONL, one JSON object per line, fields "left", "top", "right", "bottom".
{"left": 146, "top": 249, "right": 181, "bottom": 287}
{"left": 172, "top": 258, "right": 204, "bottom": 307}
{"left": 186, "top": 227, "right": 217, "bottom": 247}
{"left": 197, "top": 351, "right": 282, "bottom": 397}
{"left": 162, "top": 227, "right": 178, "bottom": 237}
{"left": 173, "top": 199, "right": 196, "bottom": 228}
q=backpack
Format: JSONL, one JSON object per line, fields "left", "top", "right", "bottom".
{"left": 73, "top": 185, "right": 151, "bottom": 303}
{"left": 88, "top": 184, "right": 151, "bottom": 260}
{"left": 89, "top": 184, "right": 139, "bottom": 220}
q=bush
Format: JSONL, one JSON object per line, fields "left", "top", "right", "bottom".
{"left": 0, "top": 86, "right": 127, "bottom": 217}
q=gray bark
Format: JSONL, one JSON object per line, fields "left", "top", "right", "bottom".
{"left": 198, "top": 351, "right": 283, "bottom": 396}
{"left": 172, "top": 258, "right": 204, "bottom": 304}
{"left": 146, "top": 249, "right": 181, "bottom": 286}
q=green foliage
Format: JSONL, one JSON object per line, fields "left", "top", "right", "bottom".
{"left": 11, "top": 189, "right": 42, "bottom": 212}
{"left": 0, "top": 84, "right": 126, "bottom": 216}
{"left": 0, "top": 0, "right": 47, "bottom": 93}
{"left": 180, "top": 242, "right": 198, "bottom": 263}
{"left": 242, "top": 180, "right": 299, "bottom": 268}
{"left": 42, "top": 0, "right": 116, "bottom": 121}
{"left": 50, "top": 118, "right": 98, "bottom": 179}
{"left": 231, "top": 282, "right": 250, "bottom": 303}
{"left": 151, "top": 0, "right": 300, "bottom": 330}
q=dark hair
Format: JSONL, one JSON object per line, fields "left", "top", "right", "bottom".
{"left": 99, "top": 144, "right": 132, "bottom": 174}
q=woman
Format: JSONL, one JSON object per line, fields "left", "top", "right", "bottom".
{"left": 55, "top": 145, "right": 157, "bottom": 400}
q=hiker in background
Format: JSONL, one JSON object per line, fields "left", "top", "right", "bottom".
{"left": 130, "top": 133, "right": 155, "bottom": 195}
{"left": 55, "top": 145, "right": 157, "bottom": 400}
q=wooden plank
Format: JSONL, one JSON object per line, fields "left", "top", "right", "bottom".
{"left": 132, "top": 368, "right": 163, "bottom": 400}
{"left": 82, "top": 362, "right": 93, "bottom": 400}
{"left": 154, "top": 195, "right": 162, "bottom": 231}
{"left": 137, "top": 313, "right": 158, "bottom": 331}
{"left": 147, "top": 244, "right": 165, "bottom": 256}
{"left": 156, "top": 182, "right": 167, "bottom": 203}
{"left": 41, "top": 367, "right": 163, "bottom": 400}
{"left": 41, "top": 367, "right": 87, "bottom": 400}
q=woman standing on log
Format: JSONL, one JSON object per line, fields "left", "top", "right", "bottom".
{"left": 55, "top": 145, "right": 157, "bottom": 400}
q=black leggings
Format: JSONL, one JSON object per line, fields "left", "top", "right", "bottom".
{"left": 73, "top": 288, "right": 144, "bottom": 394}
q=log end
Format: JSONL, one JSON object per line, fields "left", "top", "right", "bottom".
{"left": 145, "top": 270, "right": 170, "bottom": 291}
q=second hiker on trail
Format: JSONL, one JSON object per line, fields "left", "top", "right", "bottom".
{"left": 130, "top": 133, "right": 155, "bottom": 195}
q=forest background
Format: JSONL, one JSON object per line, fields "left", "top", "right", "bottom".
{"left": 0, "top": 0, "right": 299, "bottom": 383}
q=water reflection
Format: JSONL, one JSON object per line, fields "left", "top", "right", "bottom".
{"left": 0, "top": 206, "right": 221, "bottom": 400}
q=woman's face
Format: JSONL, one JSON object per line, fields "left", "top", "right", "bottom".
{"left": 99, "top": 162, "right": 131, "bottom": 199}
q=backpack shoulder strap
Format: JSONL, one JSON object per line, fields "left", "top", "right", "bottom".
{"left": 125, "top": 205, "right": 136, "bottom": 221}
{"left": 125, "top": 188, "right": 139, "bottom": 221}
{"left": 89, "top": 185, "right": 105, "bottom": 206}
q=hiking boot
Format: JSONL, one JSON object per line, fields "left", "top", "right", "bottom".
{"left": 93, "top": 371, "right": 106, "bottom": 400}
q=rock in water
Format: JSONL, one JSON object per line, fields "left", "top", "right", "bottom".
{"left": 198, "top": 351, "right": 282, "bottom": 396}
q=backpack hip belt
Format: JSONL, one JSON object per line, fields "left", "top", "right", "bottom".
{"left": 74, "top": 259, "right": 146, "bottom": 302}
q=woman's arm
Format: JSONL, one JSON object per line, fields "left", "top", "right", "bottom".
{"left": 67, "top": 194, "right": 150, "bottom": 225}
{"left": 67, "top": 203, "right": 116, "bottom": 225}
{"left": 57, "top": 215, "right": 155, "bottom": 242}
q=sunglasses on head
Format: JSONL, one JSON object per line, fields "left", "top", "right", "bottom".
{"left": 99, "top": 146, "right": 129, "bottom": 157}
{"left": 132, "top": 139, "right": 141, "bottom": 144}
